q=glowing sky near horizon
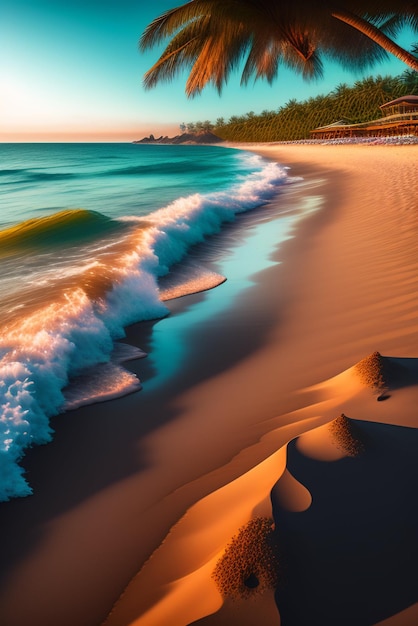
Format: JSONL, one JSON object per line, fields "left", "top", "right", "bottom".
{"left": 1, "top": 0, "right": 416, "bottom": 142}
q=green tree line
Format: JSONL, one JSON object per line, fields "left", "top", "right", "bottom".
{"left": 182, "top": 72, "right": 418, "bottom": 142}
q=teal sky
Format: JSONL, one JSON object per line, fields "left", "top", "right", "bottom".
{"left": 1, "top": 1, "right": 416, "bottom": 141}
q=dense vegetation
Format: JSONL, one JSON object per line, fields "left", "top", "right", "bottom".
{"left": 181, "top": 72, "right": 418, "bottom": 142}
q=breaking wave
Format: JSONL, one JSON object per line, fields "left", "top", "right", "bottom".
{"left": 0, "top": 150, "right": 292, "bottom": 501}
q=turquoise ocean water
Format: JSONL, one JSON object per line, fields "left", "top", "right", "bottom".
{"left": 0, "top": 142, "right": 294, "bottom": 501}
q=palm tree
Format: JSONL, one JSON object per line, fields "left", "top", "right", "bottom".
{"left": 139, "top": 1, "right": 418, "bottom": 96}
{"left": 141, "top": 2, "right": 322, "bottom": 96}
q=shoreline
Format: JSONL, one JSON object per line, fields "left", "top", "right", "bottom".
{"left": 1, "top": 143, "right": 417, "bottom": 626}
{"left": 106, "top": 143, "right": 418, "bottom": 626}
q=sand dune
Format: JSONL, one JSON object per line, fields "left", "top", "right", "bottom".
{"left": 274, "top": 417, "right": 418, "bottom": 626}
{"left": 105, "top": 351, "right": 418, "bottom": 626}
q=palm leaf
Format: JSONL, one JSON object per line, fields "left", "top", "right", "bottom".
{"left": 140, "top": 0, "right": 418, "bottom": 97}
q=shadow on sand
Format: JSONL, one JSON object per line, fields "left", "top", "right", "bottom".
{"left": 272, "top": 418, "right": 418, "bottom": 626}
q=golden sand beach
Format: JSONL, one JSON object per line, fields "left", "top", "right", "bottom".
{"left": 0, "top": 143, "right": 417, "bottom": 626}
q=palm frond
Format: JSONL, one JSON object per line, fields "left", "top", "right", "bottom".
{"left": 241, "top": 37, "right": 281, "bottom": 85}
{"left": 143, "top": 26, "right": 204, "bottom": 89}
{"left": 140, "top": 0, "right": 418, "bottom": 99}
{"left": 185, "top": 23, "right": 250, "bottom": 95}
{"left": 140, "top": 0, "right": 256, "bottom": 49}
{"left": 140, "top": 1, "right": 211, "bottom": 49}
{"left": 281, "top": 43, "right": 324, "bottom": 80}
{"left": 318, "top": 15, "right": 390, "bottom": 70}
{"left": 363, "top": 13, "right": 404, "bottom": 37}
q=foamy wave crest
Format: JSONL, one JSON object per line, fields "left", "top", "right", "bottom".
{"left": 0, "top": 292, "right": 104, "bottom": 499}
{"left": 142, "top": 158, "right": 290, "bottom": 274}
{"left": 0, "top": 285, "right": 165, "bottom": 501}
{"left": 65, "top": 342, "right": 148, "bottom": 412}
{"left": 0, "top": 155, "right": 290, "bottom": 501}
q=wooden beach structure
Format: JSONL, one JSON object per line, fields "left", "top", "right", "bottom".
{"left": 310, "top": 95, "right": 418, "bottom": 140}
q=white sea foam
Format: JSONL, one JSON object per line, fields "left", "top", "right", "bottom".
{"left": 0, "top": 156, "right": 290, "bottom": 501}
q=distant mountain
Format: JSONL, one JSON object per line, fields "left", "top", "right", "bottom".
{"left": 133, "top": 131, "right": 225, "bottom": 145}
